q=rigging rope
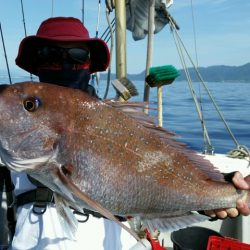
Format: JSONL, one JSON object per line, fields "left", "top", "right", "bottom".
{"left": 82, "top": 0, "right": 84, "bottom": 23}
{"left": 95, "top": 0, "right": 102, "bottom": 38}
{"left": 51, "top": 0, "right": 54, "bottom": 17}
{"left": 169, "top": 20, "right": 213, "bottom": 154}
{"left": 0, "top": 23, "right": 12, "bottom": 84}
{"left": 167, "top": 12, "right": 249, "bottom": 160}
{"left": 20, "top": 0, "right": 27, "bottom": 37}
{"left": 173, "top": 28, "right": 239, "bottom": 146}
{"left": 190, "top": 0, "right": 198, "bottom": 68}
{"left": 105, "top": 0, "right": 115, "bottom": 12}
{"left": 103, "top": 8, "right": 115, "bottom": 99}
{"left": 190, "top": 0, "right": 211, "bottom": 153}
{"left": 20, "top": 0, "right": 33, "bottom": 81}
{"left": 102, "top": 1, "right": 118, "bottom": 99}
{"left": 91, "top": 0, "right": 103, "bottom": 95}
{"left": 101, "top": 18, "right": 115, "bottom": 43}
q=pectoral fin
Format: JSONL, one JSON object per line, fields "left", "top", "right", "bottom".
{"left": 57, "top": 165, "right": 141, "bottom": 242}
{"left": 54, "top": 193, "right": 78, "bottom": 240}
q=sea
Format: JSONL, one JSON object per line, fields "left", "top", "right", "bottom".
{"left": 1, "top": 75, "right": 249, "bottom": 155}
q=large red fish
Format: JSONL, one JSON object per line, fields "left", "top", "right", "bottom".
{"left": 0, "top": 82, "right": 249, "bottom": 238}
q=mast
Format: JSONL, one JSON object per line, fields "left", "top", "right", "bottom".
{"left": 115, "top": 0, "right": 127, "bottom": 79}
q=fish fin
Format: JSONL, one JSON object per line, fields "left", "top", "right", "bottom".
{"left": 56, "top": 166, "right": 141, "bottom": 242}
{"left": 105, "top": 100, "right": 162, "bottom": 130}
{"left": 142, "top": 212, "right": 208, "bottom": 234}
{"left": 54, "top": 193, "right": 78, "bottom": 240}
{"left": 53, "top": 174, "right": 76, "bottom": 202}
{"left": 106, "top": 100, "right": 226, "bottom": 182}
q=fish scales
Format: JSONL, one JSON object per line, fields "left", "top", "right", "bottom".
{"left": 0, "top": 82, "right": 249, "bottom": 229}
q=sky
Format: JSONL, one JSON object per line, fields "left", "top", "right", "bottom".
{"left": 0, "top": 0, "right": 249, "bottom": 77}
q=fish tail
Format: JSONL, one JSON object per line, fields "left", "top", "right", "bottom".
{"left": 203, "top": 181, "right": 250, "bottom": 211}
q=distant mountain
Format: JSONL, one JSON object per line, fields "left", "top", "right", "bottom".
{"left": 176, "top": 63, "right": 250, "bottom": 82}
{"left": 101, "top": 63, "right": 250, "bottom": 82}
{"left": 1, "top": 63, "right": 250, "bottom": 83}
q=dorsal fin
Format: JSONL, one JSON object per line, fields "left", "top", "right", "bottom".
{"left": 105, "top": 100, "right": 226, "bottom": 182}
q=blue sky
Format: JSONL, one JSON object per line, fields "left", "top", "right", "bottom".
{"left": 0, "top": 0, "right": 249, "bottom": 76}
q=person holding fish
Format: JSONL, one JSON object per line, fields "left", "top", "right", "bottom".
{"left": 0, "top": 17, "right": 249, "bottom": 250}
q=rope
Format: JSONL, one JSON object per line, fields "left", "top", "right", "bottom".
{"left": 95, "top": 0, "right": 102, "bottom": 38}
{"left": 190, "top": 0, "right": 199, "bottom": 67}
{"left": 174, "top": 28, "right": 239, "bottom": 147}
{"left": 0, "top": 23, "right": 12, "bottom": 84}
{"left": 190, "top": 1, "right": 212, "bottom": 153}
{"left": 92, "top": 0, "right": 115, "bottom": 99}
{"left": 101, "top": 18, "right": 115, "bottom": 43}
{"left": 103, "top": 8, "right": 115, "bottom": 99}
{"left": 105, "top": 0, "right": 115, "bottom": 12}
{"left": 169, "top": 19, "right": 214, "bottom": 154}
{"left": 143, "top": 0, "right": 156, "bottom": 109}
{"left": 20, "top": 0, "right": 27, "bottom": 36}
{"left": 20, "top": 0, "right": 33, "bottom": 81}
{"left": 227, "top": 145, "right": 250, "bottom": 163}
{"left": 51, "top": 0, "right": 54, "bottom": 17}
{"left": 167, "top": 15, "right": 250, "bottom": 159}
{"left": 82, "top": 0, "right": 84, "bottom": 23}
{"left": 91, "top": 0, "right": 103, "bottom": 95}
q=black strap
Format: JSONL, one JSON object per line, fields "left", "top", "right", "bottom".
{"left": 0, "top": 166, "right": 16, "bottom": 244}
{"left": 16, "top": 188, "right": 126, "bottom": 221}
{"left": 223, "top": 171, "right": 237, "bottom": 183}
{"left": 16, "top": 187, "right": 54, "bottom": 214}
{"left": 0, "top": 167, "right": 15, "bottom": 192}
{"left": 19, "top": 175, "right": 127, "bottom": 221}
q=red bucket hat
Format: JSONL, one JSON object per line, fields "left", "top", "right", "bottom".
{"left": 15, "top": 17, "right": 110, "bottom": 74}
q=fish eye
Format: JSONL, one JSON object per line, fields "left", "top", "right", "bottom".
{"left": 23, "top": 97, "right": 41, "bottom": 112}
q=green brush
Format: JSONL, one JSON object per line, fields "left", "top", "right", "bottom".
{"left": 145, "top": 65, "right": 180, "bottom": 127}
{"left": 146, "top": 65, "right": 180, "bottom": 87}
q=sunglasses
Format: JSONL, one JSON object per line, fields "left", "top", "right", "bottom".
{"left": 37, "top": 46, "right": 90, "bottom": 64}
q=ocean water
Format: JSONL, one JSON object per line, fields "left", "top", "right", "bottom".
{"left": 99, "top": 79, "right": 250, "bottom": 154}
{"left": 1, "top": 76, "right": 249, "bottom": 154}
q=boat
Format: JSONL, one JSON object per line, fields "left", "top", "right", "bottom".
{"left": 0, "top": 1, "right": 250, "bottom": 250}
{"left": 92, "top": 1, "right": 250, "bottom": 249}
